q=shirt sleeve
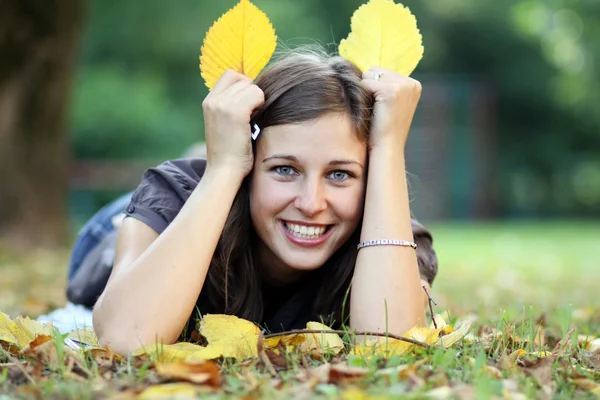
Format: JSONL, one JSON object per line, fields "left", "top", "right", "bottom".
{"left": 123, "top": 158, "right": 207, "bottom": 234}
{"left": 412, "top": 218, "right": 439, "bottom": 286}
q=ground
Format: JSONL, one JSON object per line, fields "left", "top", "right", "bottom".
{"left": 1, "top": 221, "right": 599, "bottom": 399}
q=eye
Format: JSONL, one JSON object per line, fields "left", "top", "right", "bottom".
{"left": 328, "top": 170, "right": 353, "bottom": 182}
{"left": 273, "top": 165, "right": 297, "bottom": 176}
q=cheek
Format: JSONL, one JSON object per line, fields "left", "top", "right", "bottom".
{"left": 249, "top": 175, "right": 293, "bottom": 223}
{"left": 333, "top": 185, "right": 365, "bottom": 224}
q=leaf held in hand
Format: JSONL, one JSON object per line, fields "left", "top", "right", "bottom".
{"left": 199, "top": 0, "right": 277, "bottom": 89}
{"left": 338, "top": 0, "right": 424, "bottom": 76}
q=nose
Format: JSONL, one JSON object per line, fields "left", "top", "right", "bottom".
{"left": 294, "top": 177, "right": 327, "bottom": 217}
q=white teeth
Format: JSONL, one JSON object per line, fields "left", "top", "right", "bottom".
{"left": 284, "top": 222, "right": 327, "bottom": 239}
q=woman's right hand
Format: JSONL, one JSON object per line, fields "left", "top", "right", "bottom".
{"left": 202, "top": 70, "right": 265, "bottom": 176}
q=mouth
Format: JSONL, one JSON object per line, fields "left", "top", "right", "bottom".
{"left": 280, "top": 220, "right": 334, "bottom": 247}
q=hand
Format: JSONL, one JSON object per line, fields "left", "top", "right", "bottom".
{"left": 202, "top": 70, "right": 265, "bottom": 176}
{"left": 361, "top": 67, "right": 422, "bottom": 151}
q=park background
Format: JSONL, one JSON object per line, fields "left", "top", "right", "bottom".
{"left": 0, "top": 0, "right": 599, "bottom": 319}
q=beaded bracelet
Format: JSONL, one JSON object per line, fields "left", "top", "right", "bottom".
{"left": 357, "top": 239, "right": 417, "bottom": 250}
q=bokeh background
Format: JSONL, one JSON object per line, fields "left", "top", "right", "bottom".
{"left": 0, "top": 0, "right": 598, "bottom": 316}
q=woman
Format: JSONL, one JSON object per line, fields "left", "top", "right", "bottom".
{"left": 92, "top": 49, "right": 438, "bottom": 355}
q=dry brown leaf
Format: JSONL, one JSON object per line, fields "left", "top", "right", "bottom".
{"left": 522, "top": 356, "right": 557, "bottom": 396}
{"left": 156, "top": 360, "right": 220, "bottom": 386}
{"left": 573, "top": 378, "right": 600, "bottom": 391}
{"left": 329, "top": 364, "right": 370, "bottom": 385}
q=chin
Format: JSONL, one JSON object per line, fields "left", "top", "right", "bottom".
{"left": 278, "top": 252, "right": 329, "bottom": 272}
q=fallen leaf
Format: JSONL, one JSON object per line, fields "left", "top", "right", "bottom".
{"left": 573, "top": 378, "right": 600, "bottom": 392}
{"left": 350, "top": 336, "right": 412, "bottom": 359}
{"left": 589, "top": 338, "right": 600, "bottom": 353}
{"left": 14, "top": 316, "right": 54, "bottom": 338}
{"left": 328, "top": 364, "right": 369, "bottom": 385}
{"left": 68, "top": 327, "right": 99, "bottom": 347}
{"left": 340, "top": 386, "right": 370, "bottom": 400}
{"left": 522, "top": 356, "right": 557, "bottom": 396}
{"left": 138, "top": 382, "right": 202, "bottom": 399}
{"left": 436, "top": 319, "right": 472, "bottom": 349}
{"left": 351, "top": 324, "right": 443, "bottom": 359}
{"left": 133, "top": 314, "right": 259, "bottom": 362}
{"left": 133, "top": 341, "right": 223, "bottom": 363}
{"left": 156, "top": 360, "right": 220, "bottom": 386}
{"left": 264, "top": 321, "right": 344, "bottom": 357}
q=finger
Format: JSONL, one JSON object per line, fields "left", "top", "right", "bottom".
{"left": 235, "top": 84, "right": 265, "bottom": 113}
{"left": 211, "top": 69, "right": 251, "bottom": 95}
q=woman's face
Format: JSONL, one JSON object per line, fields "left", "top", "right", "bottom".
{"left": 249, "top": 112, "right": 367, "bottom": 284}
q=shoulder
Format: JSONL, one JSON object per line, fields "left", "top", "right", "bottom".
{"left": 124, "top": 158, "right": 208, "bottom": 234}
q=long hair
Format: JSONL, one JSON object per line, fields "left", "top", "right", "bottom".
{"left": 201, "top": 48, "right": 374, "bottom": 327}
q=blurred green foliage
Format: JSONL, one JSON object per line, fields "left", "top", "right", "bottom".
{"left": 70, "top": 0, "right": 600, "bottom": 217}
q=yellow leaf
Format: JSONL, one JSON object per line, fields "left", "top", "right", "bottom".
{"left": 338, "top": 0, "right": 423, "bottom": 76}
{"left": 14, "top": 316, "right": 54, "bottom": 339}
{"left": 0, "top": 312, "right": 20, "bottom": 346}
{"left": 351, "top": 325, "right": 442, "bottom": 359}
{"left": 199, "top": 0, "right": 277, "bottom": 89}
{"left": 302, "top": 321, "right": 345, "bottom": 355}
{"left": 351, "top": 337, "right": 411, "bottom": 358}
{"left": 67, "top": 327, "right": 100, "bottom": 347}
{"left": 133, "top": 314, "right": 260, "bottom": 362}
{"left": 404, "top": 325, "right": 442, "bottom": 345}
{"left": 138, "top": 383, "right": 201, "bottom": 399}
{"left": 435, "top": 319, "right": 473, "bottom": 349}
{"left": 264, "top": 321, "right": 344, "bottom": 356}
{"left": 0, "top": 312, "right": 53, "bottom": 349}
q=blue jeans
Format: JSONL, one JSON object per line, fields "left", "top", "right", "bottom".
{"left": 67, "top": 192, "right": 133, "bottom": 281}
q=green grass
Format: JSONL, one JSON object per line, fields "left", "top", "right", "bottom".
{"left": 1, "top": 221, "right": 599, "bottom": 399}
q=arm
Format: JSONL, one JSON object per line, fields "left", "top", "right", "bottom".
{"left": 350, "top": 69, "right": 425, "bottom": 335}
{"left": 93, "top": 167, "right": 245, "bottom": 354}
{"left": 93, "top": 70, "right": 264, "bottom": 354}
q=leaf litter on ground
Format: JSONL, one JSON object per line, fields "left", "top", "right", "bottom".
{"left": 2, "top": 310, "right": 600, "bottom": 399}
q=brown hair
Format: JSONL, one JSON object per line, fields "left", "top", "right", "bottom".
{"left": 200, "top": 48, "right": 373, "bottom": 327}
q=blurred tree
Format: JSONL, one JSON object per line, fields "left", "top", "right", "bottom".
{"left": 0, "top": 0, "right": 84, "bottom": 247}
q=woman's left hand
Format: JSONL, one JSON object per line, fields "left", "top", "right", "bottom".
{"left": 362, "top": 67, "right": 422, "bottom": 151}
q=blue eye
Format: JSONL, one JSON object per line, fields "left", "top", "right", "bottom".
{"left": 274, "top": 166, "right": 296, "bottom": 176}
{"left": 329, "top": 170, "right": 351, "bottom": 181}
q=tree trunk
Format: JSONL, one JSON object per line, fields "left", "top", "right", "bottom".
{"left": 0, "top": 0, "right": 84, "bottom": 249}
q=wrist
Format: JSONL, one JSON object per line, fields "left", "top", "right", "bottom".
{"left": 203, "top": 162, "right": 248, "bottom": 186}
{"left": 369, "top": 137, "right": 406, "bottom": 157}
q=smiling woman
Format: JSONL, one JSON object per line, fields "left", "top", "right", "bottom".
{"left": 87, "top": 48, "right": 439, "bottom": 355}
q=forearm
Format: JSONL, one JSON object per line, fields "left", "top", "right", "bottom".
{"left": 350, "top": 145, "right": 425, "bottom": 334}
{"left": 94, "top": 166, "right": 245, "bottom": 351}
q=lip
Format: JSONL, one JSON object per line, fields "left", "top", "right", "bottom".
{"left": 280, "top": 220, "right": 333, "bottom": 248}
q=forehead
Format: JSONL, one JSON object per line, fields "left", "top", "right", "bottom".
{"left": 257, "top": 113, "right": 367, "bottom": 161}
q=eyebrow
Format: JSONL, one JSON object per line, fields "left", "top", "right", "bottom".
{"left": 262, "top": 154, "right": 364, "bottom": 169}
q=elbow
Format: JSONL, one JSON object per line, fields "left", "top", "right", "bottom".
{"left": 93, "top": 301, "right": 176, "bottom": 356}
{"left": 92, "top": 301, "right": 147, "bottom": 356}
